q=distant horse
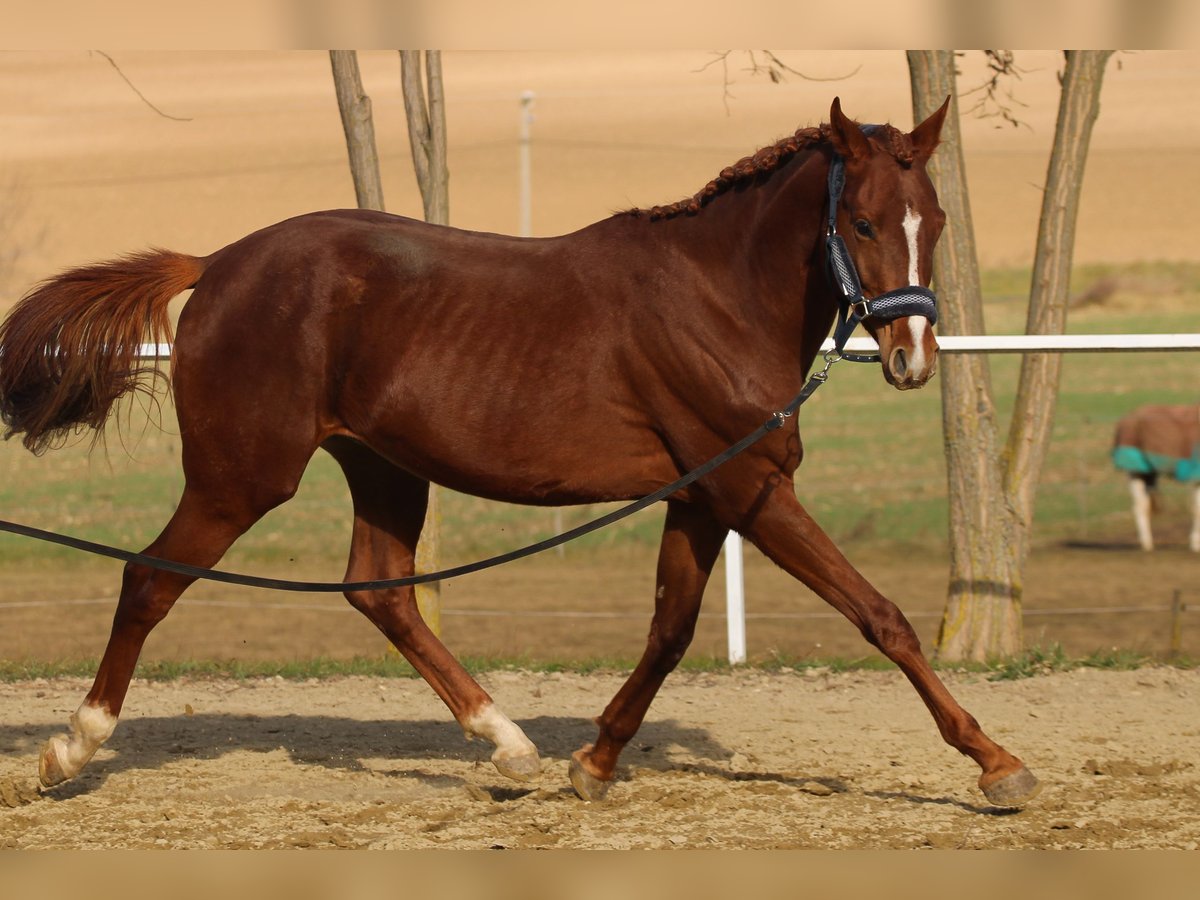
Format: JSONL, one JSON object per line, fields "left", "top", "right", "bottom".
{"left": 1112, "top": 404, "right": 1200, "bottom": 551}
{"left": 0, "top": 98, "right": 1040, "bottom": 807}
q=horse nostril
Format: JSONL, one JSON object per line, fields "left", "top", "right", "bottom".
{"left": 890, "top": 347, "right": 908, "bottom": 380}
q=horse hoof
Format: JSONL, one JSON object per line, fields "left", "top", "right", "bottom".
{"left": 568, "top": 750, "right": 612, "bottom": 801}
{"left": 980, "top": 765, "right": 1041, "bottom": 807}
{"left": 38, "top": 737, "right": 71, "bottom": 788}
{"left": 493, "top": 750, "right": 541, "bottom": 782}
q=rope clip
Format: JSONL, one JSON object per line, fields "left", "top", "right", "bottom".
{"left": 817, "top": 349, "right": 843, "bottom": 379}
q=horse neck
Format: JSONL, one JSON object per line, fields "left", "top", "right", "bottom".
{"left": 680, "top": 145, "right": 836, "bottom": 356}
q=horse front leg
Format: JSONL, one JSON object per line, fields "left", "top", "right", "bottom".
{"left": 569, "top": 499, "right": 727, "bottom": 800}
{"left": 743, "top": 482, "right": 1041, "bottom": 807}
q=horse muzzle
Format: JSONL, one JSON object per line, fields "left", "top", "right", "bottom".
{"left": 876, "top": 313, "right": 939, "bottom": 390}
{"left": 847, "top": 284, "right": 938, "bottom": 390}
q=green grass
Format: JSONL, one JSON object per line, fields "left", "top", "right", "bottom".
{"left": 983, "top": 643, "right": 1183, "bottom": 680}
{"left": 1, "top": 649, "right": 1190, "bottom": 683}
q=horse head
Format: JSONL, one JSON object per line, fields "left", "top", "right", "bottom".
{"left": 828, "top": 97, "right": 950, "bottom": 390}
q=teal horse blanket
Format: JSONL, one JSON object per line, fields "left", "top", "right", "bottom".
{"left": 1113, "top": 445, "right": 1200, "bottom": 481}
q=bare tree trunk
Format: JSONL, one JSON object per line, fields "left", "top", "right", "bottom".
{"left": 1004, "top": 51, "right": 1115, "bottom": 562}
{"left": 399, "top": 50, "right": 451, "bottom": 635}
{"left": 329, "top": 51, "right": 443, "bottom": 635}
{"left": 909, "top": 50, "right": 1114, "bottom": 661}
{"left": 908, "top": 51, "right": 1023, "bottom": 661}
{"left": 329, "top": 51, "right": 385, "bottom": 212}
{"left": 400, "top": 51, "right": 449, "bottom": 225}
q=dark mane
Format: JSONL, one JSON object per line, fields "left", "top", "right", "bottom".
{"left": 624, "top": 121, "right": 913, "bottom": 222}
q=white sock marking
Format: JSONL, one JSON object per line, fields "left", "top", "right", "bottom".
{"left": 464, "top": 702, "right": 537, "bottom": 761}
{"left": 48, "top": 702, "right": 117, "bottom": 779}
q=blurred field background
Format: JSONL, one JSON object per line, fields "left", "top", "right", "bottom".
{"left": 1, "top": 51, "right": 1199, "bottom": 667}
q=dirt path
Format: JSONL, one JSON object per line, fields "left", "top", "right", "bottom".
{"left": 1, "top": 668, "right": 1196, "bottom": 849}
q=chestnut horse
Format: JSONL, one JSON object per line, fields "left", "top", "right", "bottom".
{"left": 1112, "top": 403, "right": 1200, "bottom": 551}
{"left": 0, "top": 98, "right": 1039, "bottom": 806}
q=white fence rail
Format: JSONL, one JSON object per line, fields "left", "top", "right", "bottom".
{"left": 823, "top": 333, "right": 1200, "bottom": 355}
{"left": 725, "top": 332, "right": 1200, "bottom": 664}
{"left": 138, "top": 334, "right": 1200, "bottom": 664}
{"left": 138, "top": 332, "right": 1200, "bottom": 363}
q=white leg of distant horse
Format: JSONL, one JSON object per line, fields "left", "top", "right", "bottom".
{"left": 1129, "top": 477, "right": 1153, "bottom": 551}
{"left": 1190, "top": 484, "right": 1200, "bottom": 552}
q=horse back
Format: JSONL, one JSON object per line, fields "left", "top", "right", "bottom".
{"left": 171, "top": 209, "right": 751, "bottom": 504}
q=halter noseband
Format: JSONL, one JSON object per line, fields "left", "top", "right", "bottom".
{"left": 825, "top": 126, "right": 939, "bottom": 362}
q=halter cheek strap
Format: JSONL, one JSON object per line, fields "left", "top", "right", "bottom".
{"left": 825, "top": 129, "right": 939, "bottom": 362}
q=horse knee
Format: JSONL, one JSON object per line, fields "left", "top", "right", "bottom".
{"left": 345, "top": 589, "right": 420, "bottom": 634}
{"left": 861, "top": 607, "right": 921, "bottom": 657}
{"left": 113, "top": 563, "right": 181, "bottom": 630}
{"left": 646, "top": 620, "right": 697, "bottom": 673}
{"left": 345, "top": 589, "right": 386, "bottom": 618}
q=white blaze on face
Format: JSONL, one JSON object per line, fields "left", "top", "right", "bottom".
{"left": 901, "top": 203, "right": 929, "bottom": 372}
{"left": 902, "top": 203, "right": 923, "bottom": 287}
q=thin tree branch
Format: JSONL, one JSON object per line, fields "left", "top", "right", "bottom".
{"left": 959, "top": 50, "right": 1030, "bottom": 129}
{"left": 93, "top": 51, "right": 192, "bottom": 122}
{"left": 698, "top": 51, "right": 862, "bottom": 115}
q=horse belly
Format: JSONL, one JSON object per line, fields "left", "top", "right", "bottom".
{"left": 347, "top": 393, "right": 675, "bottom": 506}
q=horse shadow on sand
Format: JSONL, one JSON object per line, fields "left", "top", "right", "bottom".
{"left": 0, "top": 712, "right": 1007, "bottom": 813}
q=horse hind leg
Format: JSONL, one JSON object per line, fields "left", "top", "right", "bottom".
{"left": 569, "top": 499, "right": 727, "bottom": 800}
{"left": 324, "top": 437, "right": 540, "bottom": 782}
{"left": 40, "top": 479, "right": 300, "bottom": 788}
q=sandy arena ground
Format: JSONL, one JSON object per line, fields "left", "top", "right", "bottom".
{"left": 1, "top": 668, "right": 1197, "bottom": 849}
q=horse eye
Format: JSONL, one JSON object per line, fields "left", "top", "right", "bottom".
{"left": 854, "top": 219, "right": 875, "bottom": 239}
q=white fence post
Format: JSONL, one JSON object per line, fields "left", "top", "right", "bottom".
{"left": 518, "top": 90, "right": 534, "bottom": 239}
{"left": 723, "top": 533, "right": 746, "bottom": 664}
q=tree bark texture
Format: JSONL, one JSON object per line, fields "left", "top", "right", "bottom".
{"left": 399, "top": 50, "right": 450, "bottom": 226}
{"left": 908, "top": 51, "right": 1113, "bottom": 660}
{"left": 398, "top": 50, "right": 451, "bottom": 632}
{"left": 1004, "top": 51, "right": 1115, "bottom": 563}
{"left": 908, "top": 51, "right": 1022, "bottom": 661}
{"left": 329, "top": 51, "right": 386, "bottom": 212}
{"left": 328, "top": 50, "right": 443, "bottom": 635}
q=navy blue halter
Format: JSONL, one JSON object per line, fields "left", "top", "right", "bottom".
{"left": 825, "top": 128, "right": 939, "bottom": 363}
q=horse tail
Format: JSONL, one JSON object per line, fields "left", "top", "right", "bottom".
{"left": 0, "top": 249, "right": 206, "bottom": 454}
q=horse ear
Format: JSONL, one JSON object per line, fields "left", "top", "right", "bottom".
{"left": 911, "top": 95, "right": 951, "bottom": 160}
{"left": 828, "top": 97, "right": 872, "bottom": 161}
